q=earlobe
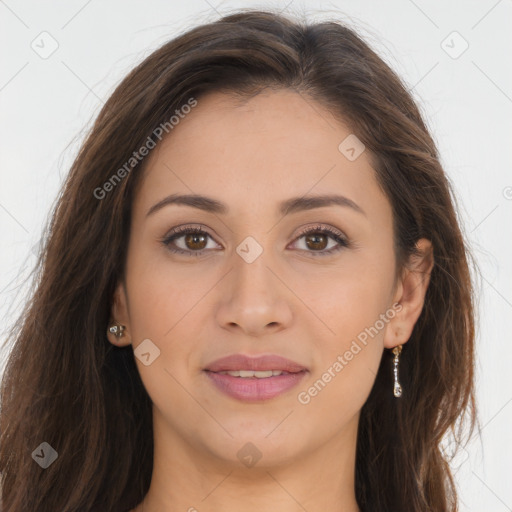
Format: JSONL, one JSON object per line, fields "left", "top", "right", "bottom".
{"left": 384, "top": 238, "right": 434, "bottom": 349}
{"left": 106, "top": 282, "right": 132, "bottom": 346}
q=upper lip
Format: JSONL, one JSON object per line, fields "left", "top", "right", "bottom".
{"left": 204, "top": 354, "right": 308, "bottom": 373}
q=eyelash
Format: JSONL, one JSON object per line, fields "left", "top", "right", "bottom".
{"left": 160, "top": 224, "right": 349, "bottom": 257}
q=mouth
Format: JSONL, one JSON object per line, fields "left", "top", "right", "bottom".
{"left": 203, "top": 353, "right": 309, "bottom": 402}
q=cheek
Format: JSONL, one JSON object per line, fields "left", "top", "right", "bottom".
{"left": 124, "top": 238, "right": 200, "bottom": 338}
{"left": 124, "top": 254, "right": 197, "bottom": 401}
{"left": 297, "top": 254, "right": 394, "bottom": 336}
{"left": 302, "top": 254, "right": 395, "bottom": 385}
{"left": 295, "top": 276, "right": 391, "bottom": 420}
{"left": 124, "top": 243, "right": 209, "bottom": 382}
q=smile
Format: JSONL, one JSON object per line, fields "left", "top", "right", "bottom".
{"left": 204, "top": 369, "right": 308, "bottom": 402}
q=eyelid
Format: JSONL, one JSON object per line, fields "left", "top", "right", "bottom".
{"left": 292, "top": 223, "right": 346, "bottom": 241}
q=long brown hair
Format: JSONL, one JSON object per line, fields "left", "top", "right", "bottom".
{"left": 0, "top": 8, "right": 478, "bottom": 511}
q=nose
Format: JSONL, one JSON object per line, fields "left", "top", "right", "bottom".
{"left": 215, "top": 245, "right": 293, "bottom": 337}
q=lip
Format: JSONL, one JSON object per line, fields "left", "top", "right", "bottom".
{"left": 204, "top": 354, "right": 308, "bottom": 373}
{"left": 203, "top": 354, "right": 308, "bottom": 402}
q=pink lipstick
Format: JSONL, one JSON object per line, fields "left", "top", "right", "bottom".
{"left": 203, "top": 354, "right": 308, "bottom": 402}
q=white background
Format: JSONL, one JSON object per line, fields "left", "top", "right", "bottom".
{"left": 1, "top": 1, "right": 511, "bottom": 510}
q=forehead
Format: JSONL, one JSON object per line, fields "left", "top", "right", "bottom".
{"left": 134, "top": 89, "right": 390, "bottom": 225}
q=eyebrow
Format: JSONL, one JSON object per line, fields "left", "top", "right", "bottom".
{"left": 146, "top": 193, "right": 366, "bottom": 218}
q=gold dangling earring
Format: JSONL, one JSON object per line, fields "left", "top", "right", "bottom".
{"left": 392, "top": 344, "right": 403, "bottom": 398}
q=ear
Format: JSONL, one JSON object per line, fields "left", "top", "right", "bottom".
{"left": 106, "top": 281, "right": 132, "bottom": 347}
{"left": 384, "top": 238, "right": 434, "bottom": 349}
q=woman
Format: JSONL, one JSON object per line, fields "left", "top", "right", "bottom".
{"left": 0, "top": 8, "right": 477, "bottom": 512}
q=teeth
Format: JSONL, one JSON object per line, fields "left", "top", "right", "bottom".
{"left": 218, "top": 370, "right": 286, "bottom": 378}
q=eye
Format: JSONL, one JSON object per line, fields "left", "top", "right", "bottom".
{"left": 160, "top": 224, "right": 349, "bottom": 257}
{"left": 290, "top": 224, "right": 349, "bottom": 256}
{"left": 160, "top": 225, "right": 220, "bottom": 257}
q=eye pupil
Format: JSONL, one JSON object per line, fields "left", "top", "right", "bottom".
{"left": 305, "top": 233, "right": 328, "bottom": 250}
{"left": 185, "top": 233, "right": 207, "bottom": 250}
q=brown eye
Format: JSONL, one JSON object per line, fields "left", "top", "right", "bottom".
{"left": 184, "top": 232, "right": 208, "bottom": 251}
{"left": 162, "top": 226, "right": 218, "bottom": 256}
{"left": 162, "top": 224, "right": 348, "bottom": 257}
{"left": 292, "top": 225, "right": 349, "bottom": 256}
{"left": 304, "top": 233, "right": 329, "bottom": 251}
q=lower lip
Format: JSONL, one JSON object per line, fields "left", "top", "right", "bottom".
{"left": 204, "top": 370, "right": 308, "bottom": 402}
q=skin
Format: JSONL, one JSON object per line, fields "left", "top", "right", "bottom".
{"left": 107, "top": 89, "right": 434, "bottom": 512}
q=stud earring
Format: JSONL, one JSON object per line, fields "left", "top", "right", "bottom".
{"left": 392, "top": 344, "right": 403, "bottom": 398}
{"left": 108, "top": 324, "right": 126, "bottom": 339}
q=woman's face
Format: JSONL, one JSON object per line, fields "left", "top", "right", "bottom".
{"left": 111, "top": 89, "right": 428, "bottom": 469}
